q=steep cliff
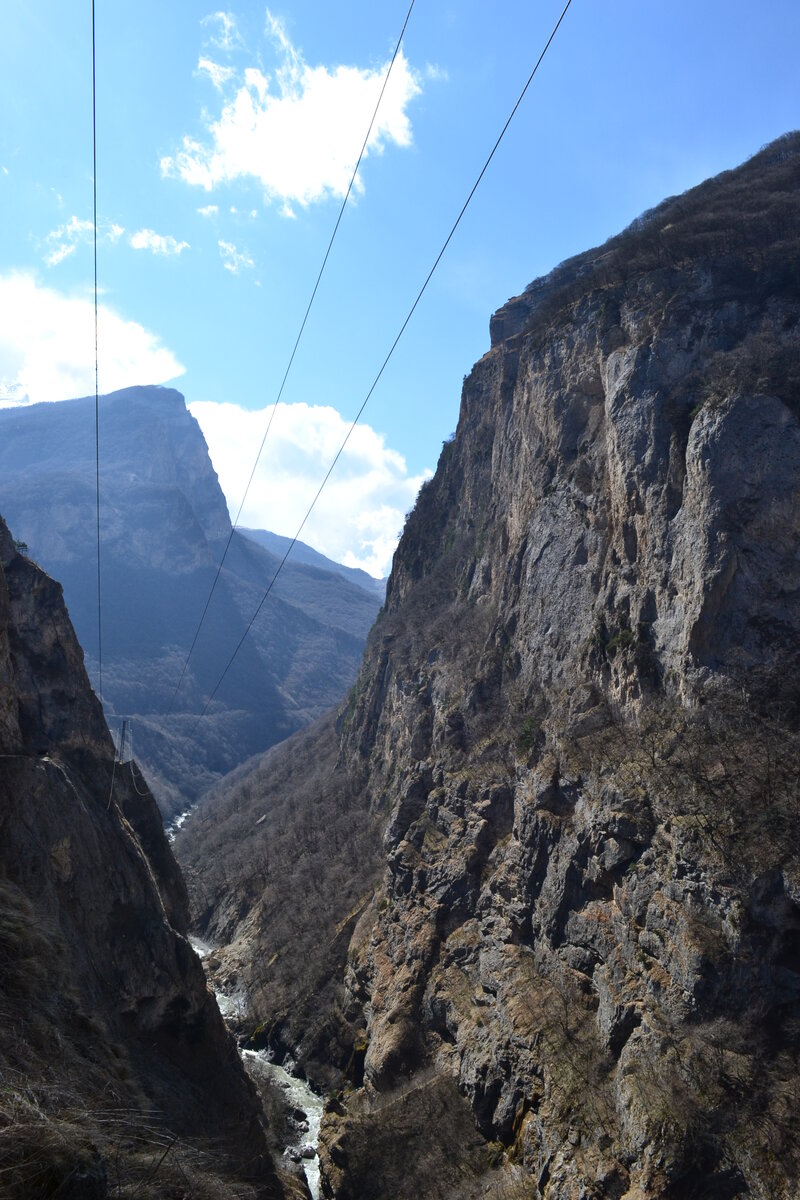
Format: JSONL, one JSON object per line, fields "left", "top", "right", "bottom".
{"left": 0, "top": 386, "right": 381, "bottom": 818}
{"left": 0, "top": 514, "right": 290, "bottom": 1198}
{"left": 178, "top": 134, "right": 800, "bottom": 1199}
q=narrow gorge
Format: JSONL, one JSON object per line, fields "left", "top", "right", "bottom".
{"left": 1, "top": 133, "right": 798, "bottom": 1200}
{"left": 177, "top": 134, "right": 800, "bottom": 1200}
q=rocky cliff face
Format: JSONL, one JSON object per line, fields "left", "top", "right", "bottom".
{"left": 0, "top": 514, "right": 288, "bottom": 1198}
{"left": 179, "top": 135, "right": 800, "bottom": 1200}
{"left": 0, "top": 385, "right": 381, "bottom": 818}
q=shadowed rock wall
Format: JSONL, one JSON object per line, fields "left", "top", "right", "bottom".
{"left": 0, "top": 514, "right": 285, "bottom": 1198}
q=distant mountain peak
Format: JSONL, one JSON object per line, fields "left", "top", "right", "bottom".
{"left": 0, "top": 387, "right": 382, "bottom": 816}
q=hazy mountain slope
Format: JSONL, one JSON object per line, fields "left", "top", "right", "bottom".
{"left": 0, "top": 513, "right": 290, "bottom": 1199}
{"left": 177, "top": 134, "right": 800, "bottom": 1200}
{"left": 241, "top": 527, "right": 386, "bottom": 601}
{"left": 0, "top": 386, "right": 381, "bottom": 817}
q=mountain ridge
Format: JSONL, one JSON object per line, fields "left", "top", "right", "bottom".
{"left": 241, "top": 527, "right": 386, "bottom": 600}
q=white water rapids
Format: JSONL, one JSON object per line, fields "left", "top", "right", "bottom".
{"left": 165, "top": 804, "right": 196, "bottom": 842}
{"left": 243, "top": 1049, "right": 324, "bottom": 1199}
{"left": 189, "top": 936, "right": 323, "bottom": 1198}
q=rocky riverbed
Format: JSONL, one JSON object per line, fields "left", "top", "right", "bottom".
{"left": 190, "top": 936, "right": 324, "bottom": 1197}
{"left": 243, "top": 1051, "right": 324, "bottom": 1199}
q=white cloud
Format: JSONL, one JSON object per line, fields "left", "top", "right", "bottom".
{"left": 130, "top": 228, "right": 190, "bottom": 256}
{"left": 198, "top": 57, "right": 235, "bottom": 90}
{"left": 44, "top": 215, "right": 93, "bottom": 265}
{"left": 43, "top": 215, "right": 124, "bottom": 266}
{"left": 218, "top": 239, "right": 253, "bottom": 273}
{"left": 54, "top": 215, "right": 94, "bottom": 237}
{"left": 264, "top": 9, "right": 297, "bottom": 65}
{"left": 197, "top": 203, "right": 219, "bottom": 217}
{"left": 244, "top": 66, "right": 269, "bottom": 101}
{"left": 201, "top": 11, "right": 243, "bottom": 52}
{"left": 162, "top": 10, "right": 422, "bottom": 210}
{"left": 0, "top": 272, "right": 184, "bottom": 406}
{"left": 45, "top": 243, "right": 77, "bottom": 267}
{"left": 189, "top": 399, "right": 430, "bottom": 577}
{"left": 425, "top": 63, "right": 449, "bottom": 82}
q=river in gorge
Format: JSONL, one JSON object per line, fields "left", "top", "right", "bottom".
{"left": 189, "top": 936, "right": 324, "bottom": 1198}
{"left": 243, "top": 1049, "right": 324, "bottom": 1198}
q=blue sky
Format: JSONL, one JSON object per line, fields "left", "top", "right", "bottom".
{"left": 0, "top": 1, "right": 798, "bottom": 574}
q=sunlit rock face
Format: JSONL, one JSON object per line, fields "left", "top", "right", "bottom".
{"left": 180, "top": 134, "right": 800, "bottom": 1200}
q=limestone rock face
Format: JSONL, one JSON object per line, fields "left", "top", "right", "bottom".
{"left": 0, "top": 515, "right": 283, "bottom": 1197}
{"left": 325, "top": 136, "right": 800, "bottom": 1199}
{"left": 181, "top": 135, "right": 800, "bottom": 1200}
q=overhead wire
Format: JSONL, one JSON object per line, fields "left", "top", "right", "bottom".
{"left": 93, "top": 1, "right": 119, "bottom": 814}
{"left": 92, "top": 0, "right": 103, "bottom": 705}
{"left": 129, "top": 762, "right": 151, "bottom": 798}
{"left": 190, "top": 0, "right": 575, "bottom": 730}
{"left": 166, "top": 0, "right": 417, "bottom": 715}
{"left": 106, "top": 752, "right": 118, "bottom": 810}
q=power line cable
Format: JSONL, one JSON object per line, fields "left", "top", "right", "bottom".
{"left": 191, "top": 0, "right": 575, "bottom": 730}
{"left": 167, "top": 0, "right": 417, "bottom": 714}
{"left": 106, "top": 757, "right": 117, "bottom": 810}
{"left": 92, "top": 0, "right": 103, "bottom": 704}
{"left": 129, "top": 761, "right": 151, "bottom": 798}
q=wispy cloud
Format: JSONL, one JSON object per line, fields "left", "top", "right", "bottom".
{"left": 44, "top": 215, "right": 124, "bottom": 267}
{"left": 45, "top": 242, "right": 77, "bottom": 267}
{"left": 0, "top": 272, "right": 184, "bottom": 405}
{"left": 425, "top": 63, "right": 448, "bottom": 82}
{"left": 218, "top": 239, "right": 253, "bottom": 273}
{"left": 197, "top": 204, "right": 219, "bottom": 217}
{"left": 190, "top": 398, "right": 430, "bottom": 576}
{"left": 129, "top": 228, "right": 190, "bottom": 256}
{"left": 44, "top": 217, "right": 189, "bottom": 264}
{"left": 201, "top": 11, "right": 243, "bottom": 53}
{"left": 44, "top": 216, "right": 93, "bottom": 266}
{"left": 162, "top": 9, "right": 422, "bottom": 213}
{"left": 198, "top": 57, "right": 235, "bottom": 91}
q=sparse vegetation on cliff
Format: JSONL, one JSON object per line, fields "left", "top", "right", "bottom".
{"left": 177, "top": 135, "right": 800, "bottom": 1200}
